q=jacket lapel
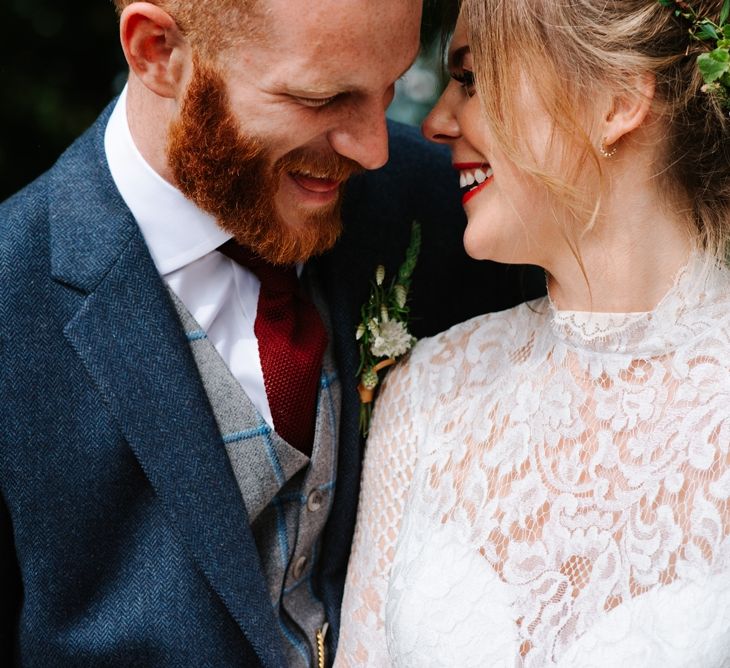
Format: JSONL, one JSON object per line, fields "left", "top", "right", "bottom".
{"left": 49, "top": 109, "right": 286, "bottom": 668}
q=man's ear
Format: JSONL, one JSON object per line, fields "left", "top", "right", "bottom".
{"left": 602, "top": 73, "right": 656, "bottom": 148}
{"left": 120, "top": 2, "right": 189, "bottom": 99}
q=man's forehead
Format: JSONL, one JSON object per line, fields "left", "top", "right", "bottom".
{"left": 260, "top": 0, "right": 422, "bottom": 61}
{"left": 261, "top": 0, "right": 421, "bottom": 27}
{"left": 239, "top": 0, "right": 421, "bottom": 94}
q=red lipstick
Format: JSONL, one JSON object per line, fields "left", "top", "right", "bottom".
{"left": 462, "top": 181, "right": 491, "bottom": 205}
{"left": 453, "top": 162, "right": 488, "bottom": 170}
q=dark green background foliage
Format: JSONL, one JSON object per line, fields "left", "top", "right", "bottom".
{"left": 1, "top": 0, "right": 125, "bottom": 200}
{"left": 0, "top": 0, "right": 453, "bottom": 202}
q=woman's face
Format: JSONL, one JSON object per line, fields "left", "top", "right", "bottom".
{"left": 422, "top": 16, "right": 569, "bottom": 267}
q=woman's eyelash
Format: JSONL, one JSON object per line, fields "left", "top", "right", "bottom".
{"left": 451, "top": 70, "right": 475, "bottom": 90}
{"left": 450, "top": 70, "right": 476, "bottom": 98}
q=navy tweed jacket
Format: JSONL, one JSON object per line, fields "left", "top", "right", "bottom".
{"left": 0, "top": 102, "right": 542, "bottom": 667}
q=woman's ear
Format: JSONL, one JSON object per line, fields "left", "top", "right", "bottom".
{"left": 120, "top": 2, "right": 189, "bottom": 99}
{"left": 602, "top": 72, "right": 656, "bottom": 148}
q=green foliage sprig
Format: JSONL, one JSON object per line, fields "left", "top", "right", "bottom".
{"left": 658, "top": 0, "right": 730, "bottom": 109}
{"left": 356, "top": 221, "right": 422, "bottom": 437}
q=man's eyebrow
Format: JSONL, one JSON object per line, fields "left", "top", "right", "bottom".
{"left": 448, "top": 45, "right": 470, "bottom": 70}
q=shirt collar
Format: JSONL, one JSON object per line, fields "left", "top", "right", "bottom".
{"left": 104, "top": 85, "right": 232, "bottom": 276}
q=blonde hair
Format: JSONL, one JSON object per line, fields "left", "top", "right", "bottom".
{"left": 463, "top": 0, "right": 730, "bottom": 260}
{"left": 112, "top": 0, "right": 259, "bottom": 53}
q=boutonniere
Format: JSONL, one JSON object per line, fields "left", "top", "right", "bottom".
{"left": 356, "top": 221, "right": 421, "bottom": 436}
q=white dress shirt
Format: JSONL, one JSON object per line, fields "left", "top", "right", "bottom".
{"left": 104, "top": 86, "right": 274, "bottom": 427}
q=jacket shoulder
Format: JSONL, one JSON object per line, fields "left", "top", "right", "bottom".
{"left": 0, "top": 171, "right": 51, "bottom": 273}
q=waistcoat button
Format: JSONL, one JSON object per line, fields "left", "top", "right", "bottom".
{"left": 292, "top": 555, "right": 308, "bottom": 580}
{"left": 307, "top": 489, "right": 324, "bottom": 512}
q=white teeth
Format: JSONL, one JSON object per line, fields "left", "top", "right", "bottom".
{"left": 459, "top": 165, "right": 493, "bottom": 188}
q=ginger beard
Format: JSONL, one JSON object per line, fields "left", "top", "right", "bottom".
{"left": 167, "top": 59, "right": 361, "bottom": 265}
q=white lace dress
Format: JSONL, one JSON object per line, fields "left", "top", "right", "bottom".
{"left": 336, "top": 259, "right": 730, "bottom": 667}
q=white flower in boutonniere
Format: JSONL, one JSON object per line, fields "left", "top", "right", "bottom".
{"left": 356, "top": 221, "right": 421, "bottom": 436}
{"left": 370, "top": 320, "right": 414, "bottom": 359}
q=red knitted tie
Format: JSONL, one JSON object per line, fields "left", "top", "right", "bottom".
{"left": 219, "top": 240, "right": 328, "bottom": 456}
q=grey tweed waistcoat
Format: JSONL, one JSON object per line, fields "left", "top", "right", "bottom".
{"left": 168, "top": 266, "right": 341, "bottom": 668}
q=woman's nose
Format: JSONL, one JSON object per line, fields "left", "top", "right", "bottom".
{"left": 422, "top": 86, "right": 462, "bottom": 145}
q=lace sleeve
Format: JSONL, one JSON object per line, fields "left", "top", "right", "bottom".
{"left": 334, "top": 354, "right": 423, "bottom": 667}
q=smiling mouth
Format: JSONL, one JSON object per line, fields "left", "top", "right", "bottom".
{"left": 289, "top": 171, "right": 342, "bottom": 194}
{"left": 455, "top": 162, "right": 494, "bottom": 205}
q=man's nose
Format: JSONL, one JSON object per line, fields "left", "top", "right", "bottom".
{"left": 328, "top": 99, "right": 390, "bottom": 171}
{"left": 422, "top": 87, "right": 461, "bottom": 145}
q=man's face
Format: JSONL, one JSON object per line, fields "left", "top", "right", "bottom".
{"left": 167, "top": 0, "right": 422, "bottom": 265}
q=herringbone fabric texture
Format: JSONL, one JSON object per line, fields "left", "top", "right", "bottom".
{"left": 220, "top": 241, "right": 328, "bottom": 456}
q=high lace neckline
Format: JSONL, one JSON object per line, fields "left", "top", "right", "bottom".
{"left": 547, "top": 253, "right": 730, "bottom": 356}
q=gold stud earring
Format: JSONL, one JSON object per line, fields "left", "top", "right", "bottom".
{"left": 599, "top": 139, "right": 617, "bottom": 158}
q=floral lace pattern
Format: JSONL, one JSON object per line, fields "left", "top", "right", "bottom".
{"left": 336, "top": 258, "right": 730, "bottom": 667}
